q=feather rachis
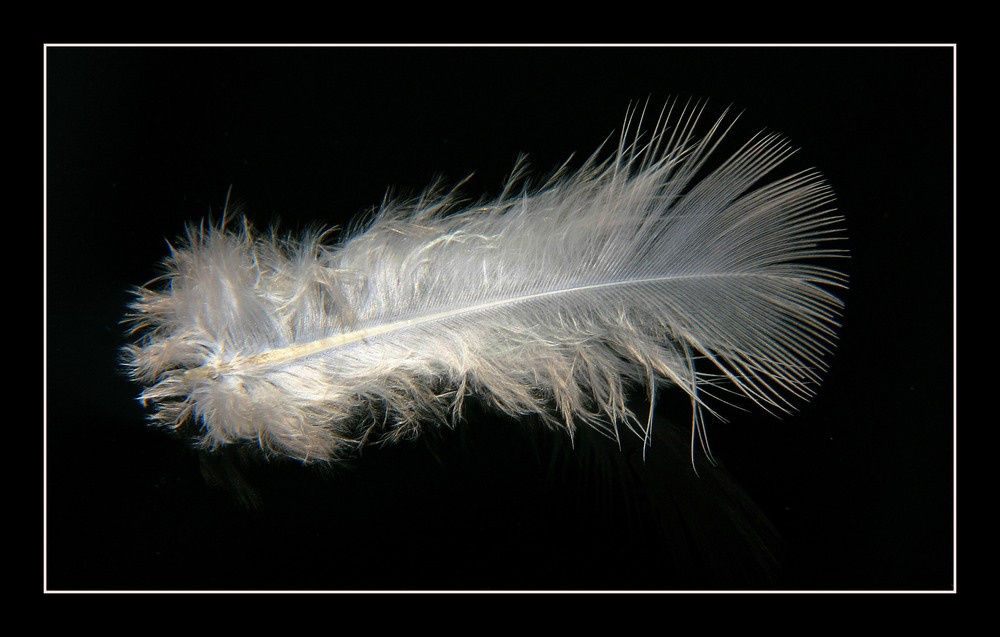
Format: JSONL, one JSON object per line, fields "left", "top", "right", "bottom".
{"left": 124, "top": 103, "right": 847, "bottom": 462}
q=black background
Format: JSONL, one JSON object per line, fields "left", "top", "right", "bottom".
{"left": 45, "top": 46, "right": 954, "bottom": 591}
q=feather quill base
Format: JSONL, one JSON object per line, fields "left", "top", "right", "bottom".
{"left": 124, "top": 102, "right": 847, "bottom": 463}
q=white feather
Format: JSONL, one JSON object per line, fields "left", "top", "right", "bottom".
{"left": 124, "top": 102, "right": 847, "bottom": 463}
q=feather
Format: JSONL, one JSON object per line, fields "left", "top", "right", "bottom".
{"left": 123, "top": 101, "right": 847, "bottom": 464}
